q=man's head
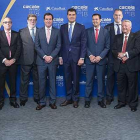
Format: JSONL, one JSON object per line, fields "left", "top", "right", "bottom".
{"left": 113, "top": 9, "right": 123, "bottom": 23}
{"left": 3, "top": 17, "right": 12, "bottom": 31}
{"left": 27, "top": 14, "right": 37, "bottom": 28}
{"left": 67, "top": 8, "right": 77, "bottom": 23}
{"left": 92, "top": 14, "right": 101, "bottom": 28}
{"left": 122, "top": 20, "right": 132, "bottom": 35}
{"left": 44, "top": 13, "right": 53, "bottom": 28}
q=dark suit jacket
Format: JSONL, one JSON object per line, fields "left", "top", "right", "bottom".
{"left": 85, "top": 27, "right": 110, "bottom": 65}
{"left": 0, "top": 30, "right": 21, "bottom": 65}
{"left": 60, "top": 22, "right": 87, "bottom": 63}
{"left": 35, "top": 26, "right": 61, "bottom": 65}
{"left": 19, "top": 27, "right": 38, "bottom": 65}
{"left": 112, "top": 32, "right": 140, "bottom": 72}
{"left": 104, "top": 22, "right": 115, "bottom": 64}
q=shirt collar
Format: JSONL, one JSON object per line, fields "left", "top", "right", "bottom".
{"left": 94, "top": 26, "right": 100, "bottom": 30}
{"left": 45, "top": 26, "right": 52, "bottom": 30}
{"left": 68, "top": 21, "right": 76, "bottom": 26}
{"left": 114, "top": 21, "right": 121, "bottom": 25}
{"left": 4, "top": 30, "right": 11, "bottom": 33}
{"left": 28, "top": 26, "right": 36, "bottom": 30}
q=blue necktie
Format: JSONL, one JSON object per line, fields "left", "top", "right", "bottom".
{"left": 31, "top": 28, "right": 35, "bottom": 42}
{"left": 116, "top": 24, "right": 121, "bottom": 35}
{"left": 69, "top": 24, "right": 72, "bottom": 42}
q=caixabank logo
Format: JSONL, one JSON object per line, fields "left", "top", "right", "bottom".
{"left": 53, "top": 17, "right": 64, "bottom": 28}
{"left": 56, "top": 75, "right": 64, "bottom": 87}
{"left": 94, "top": 7, "right": 113, "bottom": 11}
{"left": 23, "top": 5, "right": 40, "bottom": 16}
{"left": 46, "top": 7, "right": 66, "bottom": 11}
{"left": 71, "top": 5, "right": 88, "bottom": 17}
{"left": 119, "top": 5, "right": 135, "bottom": 17}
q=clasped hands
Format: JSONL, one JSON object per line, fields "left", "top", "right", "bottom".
{"left": 118, "top": 52, "right": 128, "bottom": 62}
{"left": 89, "top": 55, "right": 101, "bottom": 63}
{"left": 4, "top": 59, "right": 16, "bottom": 66}
{"left": 44, "top": 56, "right": 53, "bottom": 63}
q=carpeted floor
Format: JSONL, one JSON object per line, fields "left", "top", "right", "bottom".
{"left": 0, "top": 97, "right": 140, "bottom": 140}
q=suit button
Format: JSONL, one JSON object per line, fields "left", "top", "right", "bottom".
{"left": 69, "top": 48, "right": 71, "bottom": 51}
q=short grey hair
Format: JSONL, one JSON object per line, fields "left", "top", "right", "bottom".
{"left": 122, "top": 20, "right": 132, "bottom": 27}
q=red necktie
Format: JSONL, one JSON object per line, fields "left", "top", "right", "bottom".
{"left": 7, "top": 31, "right": 11, "bottom": 58}
{"left": 122, "top": 36, "right": 128, "bottom": 63}
{"left": 95, "top": 29, "right": 99, "bottom": 43}
{"left": 122, "top": 36, "right": 128, "bottom": 53}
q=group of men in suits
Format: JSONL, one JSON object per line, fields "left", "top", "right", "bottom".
{"left": 0, "top": 8, "right": 140, "bottom": 112}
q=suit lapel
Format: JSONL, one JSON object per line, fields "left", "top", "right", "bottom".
{"left": 71, "top": 23, "right": 78, "bottom": 42}
{"left": 42, "top": 27, "right": 48, "bottom": 45}
{"left": 126, "top": 32, "right": 133, "bottom": 49}
{"left": 49, "top": 27, "right": 54, "bottom": 45}
{"left": 2, "top": 30, "right": 9, "bottom": 46}
{"left": 26, "top": 27, "right": 34, "bottom": 43}
{"left": 97, "top": 27, "right": 103, "bottom": 43}
{"left": 111, "top": 24, "right": 115, "bottom": 36}
{"left": 65, "top": 24, "right": 70, "bottom": 43}
{"left": 119, "top": 34, "right": 124, "bottom": 52}
{"left": 91, "top": 27, "right": 96, "bottom": 43}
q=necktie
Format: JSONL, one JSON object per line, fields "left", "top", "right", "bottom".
{"left": 46, "top": 28, "right": 50, "bottom": 44}
{"left": 69, "top": 23, "right": 72, "bottom": 42}
{"left": 122, "top": 36, "right": 128, "bottom": 53}
{"left": 95, "top": 28, "right": 99, "bottom": 43}
{"left": 122, "top": 36, "right": 128, "bottom": 63}
{"left": 31, "top": 28, "right": 35, "bottom": 42}
{"left": 116, "top": 24, "right": 121, "bottom": 35}
{"left": 7, "top": 31, "right": 11, "bottom": 58}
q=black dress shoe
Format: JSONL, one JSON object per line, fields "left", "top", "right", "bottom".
{"left": 84, "top": 101, "right": 90, "bottom": 108}
{"left": 73, "top": 101, "right": 78, "bottom": 108}
{"left": 106, "top": 99, "right": 114, "bottom": 105}
{"left": 49, "top": 104, "right": 57, "bottom": 109}
{"left": 0, "top": 102, "right": 4, "bottom": 110}
{"left": 114, "top": 104, "right": 125, "bottom": 109}
{"left": 60, "top": 100, "right": 72, "bottom": 106}
{"left": 98, "top": 101, "right": 106, "bottom": 108}
{"left": 34, "top": 99, "right": 40, "bottom": 104}
{"left": 20, "top": 100, "right": 27, "bottom": 106}
{"left": 36, "top": 104, "right": 46, "bottom": 110}
{"left": 10, "top": 102, "right": 19, "bottom": 108}
{"left": 131, "top": 107, "right": 137, "bottom": 112}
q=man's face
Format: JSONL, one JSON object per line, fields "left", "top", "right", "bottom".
{"left": 92, "top": 15, "right": 101, "bottom": 28}
{"left": 3, "top": 18, "right": 12, "bottom": 31}
{"left": 122, "top": 21, "right": 131, "bottom": 35}
{"left": 67, "top": 11, "right": 76, "bottom": 23}
{"left": 113, "top": 10, "right": 123, "bottom": 23}
{"left": 27, "top": 17, "right": 37, "bottom": 28}
{"left": 44, "top": 15, "right": 53, "bottom": 28}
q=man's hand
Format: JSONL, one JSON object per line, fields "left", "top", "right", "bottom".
{"left": 77, "top": 59, "right": 84, "bottom": 66}
{"left": 122, "top": 56, "right": 128, "bottom": 62}
{"left": 89, "top": 55, "right": 96, "bottom": 63}
{"left": 118, "top": 52, "right": 125, "bottom": 59}
{"left": 59, "top": 57, "right": 63, "bottom": 65}
{"left": 95, "top": 56, "right": 101, "bottom": 63}
{"left": 9, "top": 59, "right": 16, "bottom": 65}
{"left": 44, "top": 56, "right": 53, "bottom": 63}
{"left": 4, "top": 60, "right": 11, "bottom": 66}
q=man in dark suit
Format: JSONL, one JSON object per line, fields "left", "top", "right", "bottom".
{"left": 59, "top": 8, "right": 86, "bottom": 108}
{"left": 113, "top": 20, "right": 140, "bottom": 112}
{"left": 85, "top": 14, "right": 110, "bottom": 108}
{"left": 35, "top": 13, "right": 61, "bottom": 110}
{"left": 105, "top": 9, "right": 123, "bottom": 105}
{"left": 19, "top": 14, "right": 39, "bottom": 106}
{"left": 0, "top": 17, "right": 21, "bottom": 110}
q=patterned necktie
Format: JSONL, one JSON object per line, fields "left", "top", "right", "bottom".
{"left": 69, "top": 23, "right": 72, "bottom": 42}
{"left": 46, "top": 28, "right": 50, "bottom": 44}
{"left": 122, "top": 36, "right": 128, "bottom": 63}
{"left": 31, "top": 28, "right": 35, "bottom": 42}
{"left": 116, "top": 24, "right": 121, "bottom": 35}
{"left": 7, "top": 31, "right": 11, "bottom": 57}
{"left": 122, "top": 36, "right": 128, "bottom": 53}
{"left": 95, "top": 28, "right": 99, "bottom": 43}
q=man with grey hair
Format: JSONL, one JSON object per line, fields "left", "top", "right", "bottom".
{"left": 105, "top": 9, "right": 123, "bottom": 105}
{"left": 112, "top": 20, "right": 140, "bottom": 112}
{"left": 19, "top": 14, "right": 39, "bottom": 106}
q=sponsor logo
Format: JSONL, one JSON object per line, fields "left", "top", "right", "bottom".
{"left": 56, "top": 75, "right": 64, "bottom": 87}
{"left": 94, "top": 7, "right": 113, "bottom": 11}
{"left": 119, "top": 5, "right": 135, "bottom": 17}
{"left": 53, "top": 18, "right": 64, "bottom": 28}
{"left": 46, "top": 7, "right": 66, "bottom": 11}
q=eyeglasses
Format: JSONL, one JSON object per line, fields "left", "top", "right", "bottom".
{"left": 3, "top": 21, "right": 12, "bottom": 24}
{"left": 28, "top": 19, "right": 36, "bottom": 22}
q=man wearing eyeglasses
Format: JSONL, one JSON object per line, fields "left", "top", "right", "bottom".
{"left": 19, "top": 14, "right": 39, "bottom": 106}
{"left": 0, "top": 17, "right": 21, "bottom": 110}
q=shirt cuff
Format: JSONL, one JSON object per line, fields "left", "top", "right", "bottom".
{"left": 80, "top": 58, "right": 84, "bottom": 60}
{"left": 2, "top": 58, "right": 7, "bottom": 63}
{"left": 126, "top": 52, "right": 129, "bottom": 58}
{"left": 43, "top": 55, "right": 46, "bottom": 59}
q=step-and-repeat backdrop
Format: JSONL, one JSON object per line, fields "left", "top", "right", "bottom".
{"left": 0, "top": 0, "right": 140, "bottom": 97}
